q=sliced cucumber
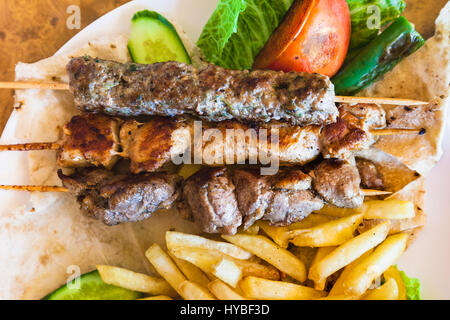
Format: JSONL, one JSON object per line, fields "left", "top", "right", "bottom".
{"left": 128, "top": 10, "right": 191, "bottom": 64}
{"left": 43, "top": 270, "right": 143, "bottom": 300}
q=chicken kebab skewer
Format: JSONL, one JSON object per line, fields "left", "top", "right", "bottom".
{"left": 0, "top": 103, "right": 422, "bottom": 173}
{"left": 0, "top": 57, "right": 427, "bottom": 128}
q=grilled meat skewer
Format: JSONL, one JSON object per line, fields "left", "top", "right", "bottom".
{"left": 179, "top": 160, "right": 363, "bottom": 235}
{"left": 58, "top": 158, "right": 369, "bottom": 233}
{"left": 67, "top": 56, "right": 338, "bottom": 127}
{"left": 55, "top": 103, "right": 386, "bottom": 173}
{"left": 57, "top": 169, "right": 182, "bottom": 226}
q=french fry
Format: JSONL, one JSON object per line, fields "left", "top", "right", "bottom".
{"left": 314, "top": 205, "right": 362, "bottom": 218}
{"left": 244, "top": 224, "right": 260, "bottom": 235}
{"left": 318, "top": 295, "right": 360, "bottom": 300}
{"left": 169, "top": 247, "right": 242, "bottom": 287}
{"left": 139, "top": 295, "right": 173, "bottom": 300}
{"left": 329, "top": 249, "right": 374, "bottom": 296}
{"left": 364, "top": 200, "right": 415, "bottom": 220}
{"left": 233, "top": 258, "right": 280, "bottom": 280}
{"left": 317, "top": 200, "right": 415, "bottom": 220}
{"left": 213, "top": 258, "right": 243, "bottom": 288}
{"left": 97, "top": 265, "right": 177, "bottom": 297}
{"left": 166, "top": 231, "right": 252, "bottom": 260}
{"left": 340, "top": 233, "right": 408, "bottom": 296}
{"left": 145, "top": 244, "right": 187, "bottom": 297}
{"left": 178, "top": 281, "right": 216, "bottom": 300}
{"left": 290, "top": 213, "right": 364, "bottom": 247}
{"left": 308, "top": 247, "right": 336, "bottom": 290}
{"left": 208, "top": 279, "right": 247, "bottom": 300}
{"left": 169, "top": 253, "right": 211, "bottom": 287}
{"left": 383, "top": 266, "right": 407, "bottom": 300}
{"left": 364, "top": 278, "right": 399, "bottom": 300}
{"left": 308, "top": 222, "right": 390, "bottom": 284}
{"left": 258, "top": 214, "right": 332, "bottom": 248}
{"left": 239, "top": 276, "right": 325, "bottom": 300}
{"left": 222, "top": 233, "right": 307, "bottom": 282}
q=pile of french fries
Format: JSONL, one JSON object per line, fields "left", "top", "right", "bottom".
{"left": 97, "top": 199, "right": 415, "bottom": 300}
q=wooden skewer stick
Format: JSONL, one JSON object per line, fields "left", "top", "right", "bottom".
{"left": 0, "top": 142, "right": 61, "bottom": 152}
{"left": 363, "top": 189, "right": 392, "bottom": 196}
{"left": 0, "top": 184, "right": 390, "bottom": 196}
{"left": 0, "top": 127, "right": 423, "bottom": 153}
{"left": 0, "top": 185, "right": 68, "bottom": 192}
{"left": 0, "top": 81, "right": 429, "bottom": 106}
{"left": 0, "top": 81, "right": 69, "bottom": 90}
{"left": 370, "top": 128, "right": 423, "bottom": 136}
{"left": 335, "top": 96, "right": 428, "bottom": 106}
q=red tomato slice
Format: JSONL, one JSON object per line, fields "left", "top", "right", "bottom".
{"left": 253, "top": 0, "right": 351, "bottom": 77}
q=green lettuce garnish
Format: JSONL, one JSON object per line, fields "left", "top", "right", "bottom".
{"left": 396, "top": 265, "right": 421, "bottom": 300}
{"left": 346, "top": 0, "right": 406, "bottom": 49}
{"left": 197, "top": 0, "right": 294, "bottom": 70}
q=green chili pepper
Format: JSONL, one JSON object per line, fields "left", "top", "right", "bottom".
{"left": 333, "top": 16, "right": 425, "bottom": 96}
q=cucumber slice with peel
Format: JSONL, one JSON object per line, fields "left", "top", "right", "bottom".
{"left": 128, "top": 10, "right": 191, "bottom": 64}
{"left": 43, "top": 270, "right": 143, "bottom": 300}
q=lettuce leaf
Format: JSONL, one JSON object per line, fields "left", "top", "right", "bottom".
{"left": 346, "top": 0, "right": 406, "bottom": 49}
{"left": 197, "top": 0, "right": 294, "bottom": 70}
{"left": 396, "top": 266, "right": 421, "bottom": 300}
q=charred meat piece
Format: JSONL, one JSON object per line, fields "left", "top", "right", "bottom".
{"left": 67, "top": 56, "right": 338, "bottom": 126}
{"left": 321, "top": 104, "right": 386, "bottom": 159}
{"left": 232, "top": 169, "right": 272, "bottom": 229}
{"left": 179, "top": 167, "right": 242, "bottom": 235}
{"left": 58, "top": 113, "right": 121, "bottom": 169}
{"left": 312, "top": 159, "right": 364, "bottom": 208}
{"left": 356, "top": 158, "right": 384, "bottom": 190}
{"left": 265, "top": 170, "right": 323, "bottom": 226}
{"left": 185, "top": 167, "right": 324, "bottom": 233}
{"left": 58, "top": 169, "right": 181, "bottom": 225}
{"left": 120, "top": 117, "right": 191, "bottom": 173}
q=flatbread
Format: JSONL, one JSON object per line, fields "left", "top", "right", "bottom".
{"left": 0, "top": 35, "right": 201, "bottom": 300}
{"left": 360, "top": 2, "right": 450, "bottom": 175}
{"left": 0, "top": 2, "right": 448, "bottom": 299}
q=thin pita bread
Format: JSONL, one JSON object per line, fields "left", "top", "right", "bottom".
{"left": 0, "top": 2, "right": 448, "bottom": 300}
{"left": 360, "top": 2, "right": 450, "bottom": 175}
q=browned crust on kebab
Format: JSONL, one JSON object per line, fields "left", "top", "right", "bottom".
{"left": 67, "top": 56, "right": 338, "bottom": 127}
{"left": 57, "top": 113, "right": 121, "bottom": 169}
{"left": 120, "top": 117, "right": 186, "bottom": 173}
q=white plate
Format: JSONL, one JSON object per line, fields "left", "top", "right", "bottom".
{"left": 0, "top": 0, "right": 449, "bottom": 299}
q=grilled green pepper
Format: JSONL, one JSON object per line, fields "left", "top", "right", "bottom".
{"left": 347, "top": 0, "right": 406, "bottom": 49}
{"left": 333, "top": 16, "right": 424, "bottom": 96}
{"left": 43, "top": 270, "right": 143, "bottom": 300}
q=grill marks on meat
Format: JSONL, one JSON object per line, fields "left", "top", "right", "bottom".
{"left": 67, "top": 56, "right": 338, "bottom": 126}
{"left": 58, "top": 169, "right": 181, "bottom": 225}
{"left": 120, "top": 117, "right": 191, "bottom": 173}
{"left": 58, "top": 113, "right": 121, "bottom": 169}
{"left": 312, "top": 159, "right": 363, "bottom": 208}
{"left": 181, "top": 167, "right": 326, "bottom": 235}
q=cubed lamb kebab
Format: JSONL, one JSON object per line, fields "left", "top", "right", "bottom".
{"left": 57, "top": 157, "right": 379, "bottom": 234}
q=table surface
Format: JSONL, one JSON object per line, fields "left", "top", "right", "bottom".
{"left": 0, "top": 0, "right": 130, "bottom": 134}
